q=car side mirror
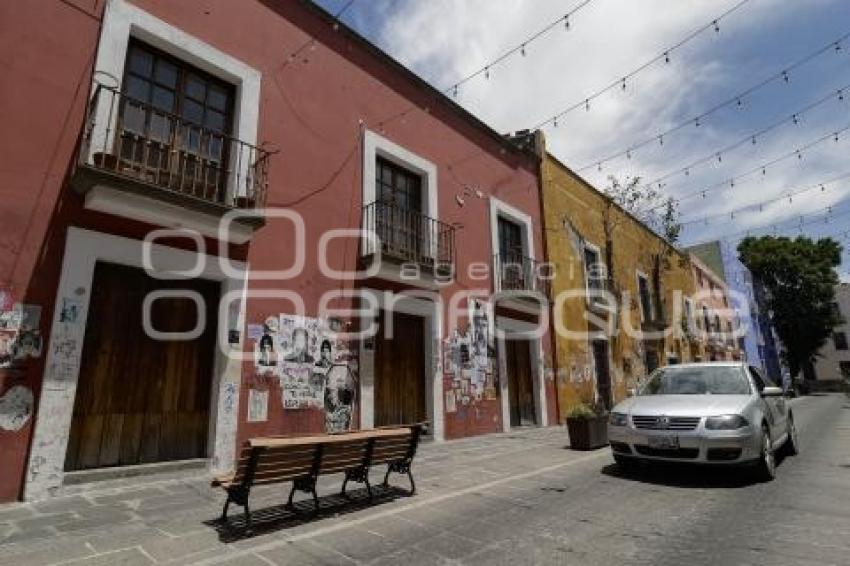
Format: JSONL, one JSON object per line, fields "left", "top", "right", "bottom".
{"left": 761, "top": 386, "right": 783, "bottom": 398}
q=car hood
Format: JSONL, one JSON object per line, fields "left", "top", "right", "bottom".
{"left": 613, "top": 394, "right": 752, "bottom": 417}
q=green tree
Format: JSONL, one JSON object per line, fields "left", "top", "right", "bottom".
{"left": 738, "top": 236, "right": 844, "bottom": 376}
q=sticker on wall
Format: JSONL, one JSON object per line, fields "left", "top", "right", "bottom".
{"left": 0, "top": 385, "right": 34, "bottom": 432}
{"left": 325, "top": 364, "right": 356, "bottom": 433}
{"left": 59, "top": 298, "right": 83, "bottom": 324}
{"left": 247, "top": 388, "right": 269, "bottom": 423}
{"left": 0, "top": 330, "right": 16, "bottom": 369}
{"left": 445, "top": 390, "right": 457, "bottom": 413}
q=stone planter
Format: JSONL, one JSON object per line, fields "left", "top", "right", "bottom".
{"left": 566, "top": 415, "right": 609, "bottom": 450}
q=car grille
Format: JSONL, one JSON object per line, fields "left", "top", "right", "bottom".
{"left": 634, "top": 446, "right": 700, "bottom": 459}
{"left": 631, "top": 415, "right": 701, "bottom": 431}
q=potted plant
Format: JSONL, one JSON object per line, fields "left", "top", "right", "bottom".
{"left": 565, "top": 402, "right": 609, "bottom": 450}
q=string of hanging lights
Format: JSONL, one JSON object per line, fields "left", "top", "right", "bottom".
{"left": 527, "top": 0, "right": 754, "bottom": 130}
{"left": 693, "top": 198, "right": 850, "bottom": 242}
{"left": 577, "top": 30, "right": 850, "bottom": 172}
{"left": 637, "top": 80, "right": 850, "bottom": 193}
{"left": 646, "top": 122, "right": 850, "bottom": 211}
{"left": 679, "top": 170, "right": 850, "bottom": 227}
{"left": 445, "top": 0, "right": 595, "bottom": 98}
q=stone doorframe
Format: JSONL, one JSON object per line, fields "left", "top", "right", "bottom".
{"left": 357, "top": 290, "right": 444, "bottom": 442}
{"left": 25, "top": 227, "right": 247, "bottom": 500}
{"left": 495, "top": 315, "right": 547, "bottom": 431}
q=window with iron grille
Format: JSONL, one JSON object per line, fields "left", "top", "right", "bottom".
{"left": 376, "top": 157, "right": 422, "bottom": 211}
{"left": 584, "top": 245, "right": 606, "bottom": 303}
{"left": 834, "top": 331, "right": 849, "bottom": 351}
{"left": 118, "top": 40, "right": 235, "bottom": 200}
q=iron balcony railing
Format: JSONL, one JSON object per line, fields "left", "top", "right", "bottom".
{"left": 361, "top": 201, "right": 455, "bottom": 269}
{"left": 77, "top": 84, "right": 271, "bottom": 209}
{"left": 493, "top": 253, "right": 550, "bottom": 297}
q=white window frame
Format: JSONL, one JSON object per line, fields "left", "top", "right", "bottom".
{"left": 636, "top": 270, "right": 653, "bottom": 323}
{"left": 361, "top": 130, "right": 439, "bottom": 258}
{"left": 91, "top": 0, "right": 261, "bottom": 203}
{"left": 583, "top": 242, "right": 606, "bottom": 306}
{"left": 489, "top": 197, "right": 534, "bottom": 293}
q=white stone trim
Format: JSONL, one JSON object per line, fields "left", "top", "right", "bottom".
{"left": 357, "top": 290, "right": 444, "bottom": 441}
{"left": 495, "top": 316, "right": 547, "bottom": 431}
{"left": 90, "top": 0, "right": 262, "bottom": 200}
{"left": 84, "top": 186, "right": 254, "bottom": 244}
{"left": 25, "top": 227, "right": 247, "bottom": 501}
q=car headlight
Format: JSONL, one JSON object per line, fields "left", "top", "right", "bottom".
{"left": 609, "top": 412, "right": 628, "bottom": 427}
{"left": 705, "top": 415, "right": 749, "bottom": 430}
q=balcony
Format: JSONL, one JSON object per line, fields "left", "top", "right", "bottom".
{"left": 361, "top": 201, "right": 455, "bottom": 274}
{"left": 71, "top": 84, "right": 273, "bottom": 243}
{"left": 493, "top": 253, "right": 550, "bottom": 299}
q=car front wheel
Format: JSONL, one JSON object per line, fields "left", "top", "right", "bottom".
{"left": 782, "top": 414, "right": 799, "bottom": 456}
{"left": 754, "top": 424, "right": 776, "bottom": 482}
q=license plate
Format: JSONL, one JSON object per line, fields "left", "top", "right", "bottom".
{"left": 648, "top": 435, "right": 679, "bottom": 449}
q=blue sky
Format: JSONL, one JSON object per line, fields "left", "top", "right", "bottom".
{"left": 316, "top": 0, "right": 850, "bottom": 279}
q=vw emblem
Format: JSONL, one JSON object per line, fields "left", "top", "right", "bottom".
{"left": 657, "top": 415, "right": 670, "bottom": 429}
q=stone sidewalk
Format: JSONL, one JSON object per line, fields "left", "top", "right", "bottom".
{"left": 0, "top": 426, "right": 602, "bottom": 565}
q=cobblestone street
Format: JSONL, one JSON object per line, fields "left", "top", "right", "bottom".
{"left": 0, "top": 394, "right": 848, "bottom": 565}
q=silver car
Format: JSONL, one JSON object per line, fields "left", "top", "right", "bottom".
{"left": 608, "top": 362, "right": 799, "bottom": 480}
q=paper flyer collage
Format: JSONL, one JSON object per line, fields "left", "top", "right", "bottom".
{"left": 249, "top": 313, "right": 357, "bottom": 432}
{"left": 443, "top": 299, "right": 498, "bottom": 413}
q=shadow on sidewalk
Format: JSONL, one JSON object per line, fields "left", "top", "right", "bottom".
{"left": 205, "top": 484, "right": 411, "bottom": 542}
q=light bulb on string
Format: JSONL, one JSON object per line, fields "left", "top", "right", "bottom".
{"left": 664, "top": 51, "right": 670, "bottom": 64}
{"left": 752, "top": 135, "right": 757, "bottom": 145}
{"left": 564, "top": 14, "right": 570, "bottom": 30}
{"left": 836, "top": 41, "right": 843, "bottom": 52}
{"left": 695, "top": 117, "right": 701, "bottom": 128}
{"left": 839, "top": 89, "right": 845, "bottom": 101}
{"left": 713, "top": 20, "right": 720, "bottom": 33}
{"left": 737, "top": 98, "right": 743, "bottom": 108}
{"left": 716, "top": 153, "right": 722, "bottom": 163}
{"left": 621, "top": 77, "right": 627, "bottom": 91}
{"left": 553, "top": 117, "right": 558, "bottom": 128}
{"left": 521, "top": 44, "right": 526, "bottom": 57}
{"left": 782, "top": 70, "right": 789, "bottom": 82}
{"left": 626, "top": 150, "right": 632, "bottom": 159}
{"left": 658, "top": 135, "right": 663, "bottom": 146}
{"left": 585, "top": 99, "right": 590, "bottom": 112}
{"left": 796, "top": 149, "right": 802, "bottom": 160}
{"left": 792, "top": 114, "right": 799, "bottom": 125}
{"left": 762, "top": 166, "right": 766, "bottom": 175}
{"left": 484, "top": 66, "right": 490, "bottom": 80}
{"left": 453, "top": 85, "right": 458, "bottom": 97}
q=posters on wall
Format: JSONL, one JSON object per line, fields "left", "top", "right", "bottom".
{"left": 443, "top": 299, "right": 497, "bottom": 409}
{"left": 251, "top": 313, "right": 357, "bottom": 432}
{"left": 246, "top": 388, "right": 268, "bottom": 423}
{"left": 0, "top": 384, "right": 34, "bottom": 432}
{"left": 0, "top": 299, "right": 43, "bottom": 370}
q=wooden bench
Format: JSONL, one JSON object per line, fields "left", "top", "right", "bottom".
{"left": 212, "top": 424, "right": 423, "bottom": 530}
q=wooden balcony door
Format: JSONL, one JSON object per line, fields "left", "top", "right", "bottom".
{"left": 592, "top": 339, "right": 612, "bottom": 410}
{"left": 374, "top": 311, "right": 427, "bottom": 427}
{"left": 505, "top": 339, "right": 536, "bottom": 426}
{"left": 65, "top": 262, "right": 219, "bottom": 471}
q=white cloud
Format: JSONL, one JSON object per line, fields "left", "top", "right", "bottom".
{"left": 369, "top": 0, "right": 850, "bottom": 273}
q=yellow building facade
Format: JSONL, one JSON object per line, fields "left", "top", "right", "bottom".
{"left": 541, "top": 153, "right": 707, "bottom": 420}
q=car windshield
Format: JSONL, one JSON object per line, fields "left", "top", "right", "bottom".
{"left": 639, "top": 366, "right": 751, "bottom": 395}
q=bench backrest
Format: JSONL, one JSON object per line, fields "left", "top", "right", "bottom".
{"left": 229, "top": 425, "right": 423, "bottom": 488}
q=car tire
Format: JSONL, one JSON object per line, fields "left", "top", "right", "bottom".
{"left": 613, "top": 454, "right": 636, "bottom": 470}
{"left": 754, "top": 424, "right": 776, "bottom": 482}
{"left": 781, "top": 414, "right": 799, "bottom": 457}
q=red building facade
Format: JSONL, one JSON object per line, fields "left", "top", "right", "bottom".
{"left": 0, "top": 0, "right": 555, "bottom": 502}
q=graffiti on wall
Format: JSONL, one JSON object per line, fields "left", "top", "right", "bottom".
{"left": 251, "top": 314, "right": 357, "bottom": 432}
{"left": 443, "top": 299, "right": 497, "bottom": 413}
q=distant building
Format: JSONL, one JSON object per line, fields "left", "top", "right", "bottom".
{"left": 686, "top": 240, "right": 768, "bottom": 370}
{"left": 811, "top": 283, "right": 850, "bottom": 388}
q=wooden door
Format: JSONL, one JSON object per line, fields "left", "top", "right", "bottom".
{"left": 505, "top": 339, "right": 536, "bottom": 426}
{"left": 592, "top": 339, "right": 612, "bottom": 410}
{"left": 65, "top": 262, "right": 219, "bottom": 471}
{"left": 374, "top": 311, "right": 426, "bottom": 427}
